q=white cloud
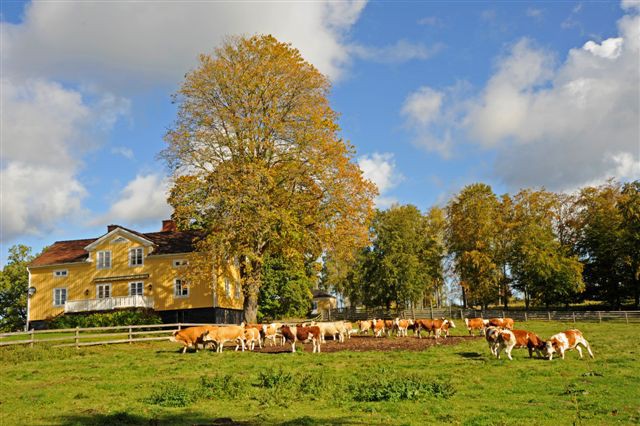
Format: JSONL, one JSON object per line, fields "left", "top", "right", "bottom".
{"left": 95, "top": 174, "right": 172, "bottom": 227}
{"left": 1, "top": 1, "right": 367, "bottom": 86}
{"left": 403, "top": 10, "right": 640, "bottom": 191}
{"left": 358, "top": 153, "right": 403, "bottom": 208}
{"left": 351, "top": 40, "right": 443, "bottom": 64}
{"left": 621, "top": 0, "right": 640, "bottom": 11}
{"left": 111, "top": 147, "right": 134, "bottom": 160}
{"left": 526, "top": 8, "right": 544, "bottom": 19}
{"left": 0, "top": 78, "right": 129, "bottom": 242}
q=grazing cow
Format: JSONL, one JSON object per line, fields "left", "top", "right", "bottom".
{"left": 384, "top": 319, "right": 395, "bottom": 337}
{"left": 488, "top": 317, "right": 515, "bottom": 330}
{"left": 544, "top": 329, "right": 594, "bottom": 361}
{"left": 465, "top": 318, "right": 488, "bottom": 336}
{"left": 394, "top": 318, "right": 414, "bottom": 337}
{"left": 496, "top": 329, "right": 546, "bottom": 360}
{"left": 244, "top": 327, "right": 262, "bottom": 351}
{"left": 202, "top": 323, "right": 246, "bottom": 353}
{"left": 485, "top": 326, "right": 501, "bottom": 357}
{"left": 262, "top": 323, "right": 283, "bottom": 346}
{"left": 372, "top": 319, "right": 386, "bottom": 337}
{"left": 357, "top": 320, "right": 372, "bottom": 335}
{"left": 280, "top": 325, "right": 322, "bottom": 353}
{"left": 170, "top": 326, "right": 211, "bottom": 354}
{"left": 311, "top": 321, "right": 346, "bottom": 343}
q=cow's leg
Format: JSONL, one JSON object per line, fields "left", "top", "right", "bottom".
{"left": 575, "top": 345, "right": 583, "bottom": 358}
{"left": 291, "top": 342, "right": 296, "bottom": 353}
{"left": 560, "top": 348, "right": 566, "bottom": 359}
{"left": 583, "top": 340, "right": 595, "bottom": 359}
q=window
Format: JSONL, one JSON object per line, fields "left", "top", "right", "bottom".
{"left": 174, "top": 279, "right": 188, "bottom": 297}
{"left": 53, "top": 288, "right": 67, "bottom": 306}
{"left": 129, "top": 282, "right": 143, "bottom": 296}
{"left": 113, "top": 236, "right": 128, "bottom": 244}
{"left": 53, "top": 270, "right": 68, "bottom": 278}
{"left": 97, "top": 284, "right": 111, "bottom": 299}
{"left": 224, "top": 277, "right": 231, "bottom": 297}
{"left": 235, "top": 281, "right": 241, "bottom": 299}
{"left": 97, "top": 251, "right": 111, "bottom": 269}
{"left": 129, "top": 247, "right": 144, "bottom": 266}
{"left": 173, "top": 259, "right": 188, "bottom": 267}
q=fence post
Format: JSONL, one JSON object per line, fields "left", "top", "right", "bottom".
{"left": 430, "top": 304, "right": 433, "bottom": 319}
{"left": 30, "top": 329, "right": 34, "bottom": 348}
{"left": 128, "top": 326, "right": 133, "bottom": 345}
{"left": 524, "top": 311, "right": 528, "bottom": 322}
{"left": 502, "top": 311, "right": 505, "bottom": 319}
{"left": 625, "top": 312, "right": 628, "bottom": 324}
{"left": 460, "top": 309, "right": 464, "bottom": 320}
{"left": 598, "top": 311, "right": 602, "bottom": 323}
{"left": 573, "top": 312, "right": 576, "bottom": 323}
{"left": 75, "top": 327, "right": 80, "bottom": 349}
{"left": 547, "top": 311, "right": 551, "bottom": 321}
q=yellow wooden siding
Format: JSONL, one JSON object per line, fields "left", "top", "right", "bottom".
{"left": 28, "top": 233, "right": 242, "bottom": 322}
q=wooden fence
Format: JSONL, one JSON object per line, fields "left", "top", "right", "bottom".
{"left": 0, "top": 323, "right": 216, "bottom": 349}
{"left": 323, "top": 307, "right": 640, "bottom": 324}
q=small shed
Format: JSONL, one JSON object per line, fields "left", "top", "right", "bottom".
{"left": 311, "top": 289, "right": 337, "bottom": 315}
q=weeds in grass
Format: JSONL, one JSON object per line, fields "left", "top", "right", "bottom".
{"left": 200, "top": 374, "right": 245, "bottom": 398}
{"left": 350, "top": 376, "right": 455, "bottom": 402}
{"left": 256, "top": 368, "right": 294, "bottom": 389}
{"left": 146, "top": 383, "right": 198, "bottom": 407}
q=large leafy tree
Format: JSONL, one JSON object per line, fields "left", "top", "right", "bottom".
{"left": 162, "top": 35, "right": 376, "bottom": 322}
{"left": 508, "top": 189, "right": 584, "bottom": 309}
{"left": 446, "top": 183, "right": 502, "bottom": 309}
{"left": 0, "top": 245, "right": 34, "bottom": 331}
{"left": 619, "top": 181, "right": 640, "bottom": 308}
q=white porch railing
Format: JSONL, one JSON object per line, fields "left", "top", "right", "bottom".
{"left": 64, "top": 295, "right": 154, "bottom": 313}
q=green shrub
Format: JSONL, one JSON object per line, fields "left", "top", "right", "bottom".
{"left": 256, "top": 368, "right": 294, "bottom": 389}
{"left": 350, "top": 376, "right": 455, "bottom": 402}
{"left": 146, "top": 383, "right": 198, "bottom": 407}
{"left": 49, "top": 309, "right": 162, "bottom": 329}
{"left": 200, "top": 374, "right": 245, "bottom": 398}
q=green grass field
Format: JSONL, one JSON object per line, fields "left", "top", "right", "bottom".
{"left": 1, "top": 321, "right": 638, "bottom": 425}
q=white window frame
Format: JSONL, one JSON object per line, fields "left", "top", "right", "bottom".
{"left": 96, "top": 250, "right": 112, "bottom": 270}
{"left": 129, "top": 282, "right": 144, "bottom": 296}
{"left": 173, "top": 259, "right": 188, "bottom": 267}
{"left": 174, "top": 279, "right": 189, "bottom": 298}
{"left": 224, "top": 277, "right": 231, "bottom": 297}
{"left": 129, "top": 247, "right": 144, "bottom": 267}
{"left": 96, "top": 283, "right": 111, "bottom": 299}
{"left": 53, "top": 288, "right": 67, "bottom": 306}
{"left": 53, "top": 269, "right": 68, "bottom": 278}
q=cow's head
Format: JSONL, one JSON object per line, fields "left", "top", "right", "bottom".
{"left": 201, "top": 329, "right": 211, "bottom": 342}
{"left": 544, "top": 339, "right": 559, "bottom": 358}
{"left": 448, "top": 320, "right": 456, "bottom": 328}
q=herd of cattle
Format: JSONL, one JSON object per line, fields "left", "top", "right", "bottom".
{"left": 169, "top": 316, "right": 594, "bottom": 361}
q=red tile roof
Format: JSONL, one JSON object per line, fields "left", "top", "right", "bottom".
{"left": 29, "top": 228, "right": 204, "bottom": 267}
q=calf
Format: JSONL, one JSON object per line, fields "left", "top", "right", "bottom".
{"left": 202, "top": 323, "right": 246, "bottom": 353}
{"left": 544, "top": 329, "right": 594, "bottom": 361}
{"left": 170, "top": 326, "right": 210, "bottom": 354}
{"left": 262, "top": 323, "right": 283, "bottom": 346}
{"left": 280, "top": 325, "right": 322, "bottom": 353}
{"left": 496, "top": 329, "right": 546, "bottom": 360}
{"left": 372, "top": 319, "right": 386, "bottom": 337}
{"left": 488, "top": 317, "right": 515, "bottom": 330}
{"left": 465, "top": 318, "right": 488, "bottom": 336}
{"left": 384, "top": 319, "right": 395, "bottom": 337}
{"left": 311, "top": 321, "right": 346, "bottom": 343}
{"left": 244, "top": 327, "right": 262, "bottom": 351}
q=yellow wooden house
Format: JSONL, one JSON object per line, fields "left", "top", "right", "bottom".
{"left": 27, "top": 220, "right": 243, "bottom": 329}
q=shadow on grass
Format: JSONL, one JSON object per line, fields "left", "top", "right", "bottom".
{"left": 456, "top": 351, "right": 484, "bottom": 359}
{"left": 57, "top": 411, "right": 364, "bottom": 426}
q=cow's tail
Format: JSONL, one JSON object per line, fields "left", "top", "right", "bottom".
{"left": 464, "top": 318, "right": 469, "bottom": 328}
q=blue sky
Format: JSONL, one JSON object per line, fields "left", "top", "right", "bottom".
{"left": 1, "top": 1, "right": 639, "bottom": 265}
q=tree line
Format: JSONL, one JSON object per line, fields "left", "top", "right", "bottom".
{"left": 326, "top": 180, "right": 639, "bottom": 311}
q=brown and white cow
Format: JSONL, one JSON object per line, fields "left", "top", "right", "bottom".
{"left": 280, "top": 325, "right": 322, "bottom": 353}
{"left": 465, "top": 318, "right": 489, "bottom": 336}
{"left": 485, "top": 326, "right": 501, "bottom": 357}
{"left": 244, "top": 327, "right": 262, "bottom": 351}
{"left": 544, "top": 329, "right": 594, "bottom": 361}
{"left": 496, "top": 329, "right": 546, "bottom": 360}
{"left": 262, "top": 323, "right": 284, "bottom": 346}
{"left": 170, "top": 326, "right": 213, "bottom": 354}
{"left": 202, "top": 323, "right": 246, "bottom": 353}
{"left": 372, "top": 319, "right": 386, "bottom": 338}
{"left": 357, "top": 320, "right": 372, "bottom": 335}
{"left": 394, "top": 318, "right": 414, "bottom": 337}
{"left": 488, "top": 317, "right": 515, "bottom": 330}
{"left": 415, "top": 318, "right": 454, "bottom": 339}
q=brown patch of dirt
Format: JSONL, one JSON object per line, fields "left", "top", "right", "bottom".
{"left": 255, "top": 334, "right": 478, "bottom": 354}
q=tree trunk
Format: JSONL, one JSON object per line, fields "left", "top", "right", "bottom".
{"left": 243, "top": 289, "right": 259, "bottom": 324}
{"left": 461, "top": 287, "right": 467, "bottom": 309}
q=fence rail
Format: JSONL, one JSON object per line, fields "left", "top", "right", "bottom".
{"left": 0, "top": 322, "right": 219, "bottom": 349}
{"left": 323, "top": 307, "right": 640, "bottom": 324}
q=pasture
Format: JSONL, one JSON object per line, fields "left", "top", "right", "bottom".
{"left": 1, "top": 321, "right": 638, "bottom": 425}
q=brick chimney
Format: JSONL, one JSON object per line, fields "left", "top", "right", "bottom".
{"left": 107, "top": 225, "right": 119, "bottom": 233}
{"left": 161, "top": 219, "right": 176, "bottom": 232}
